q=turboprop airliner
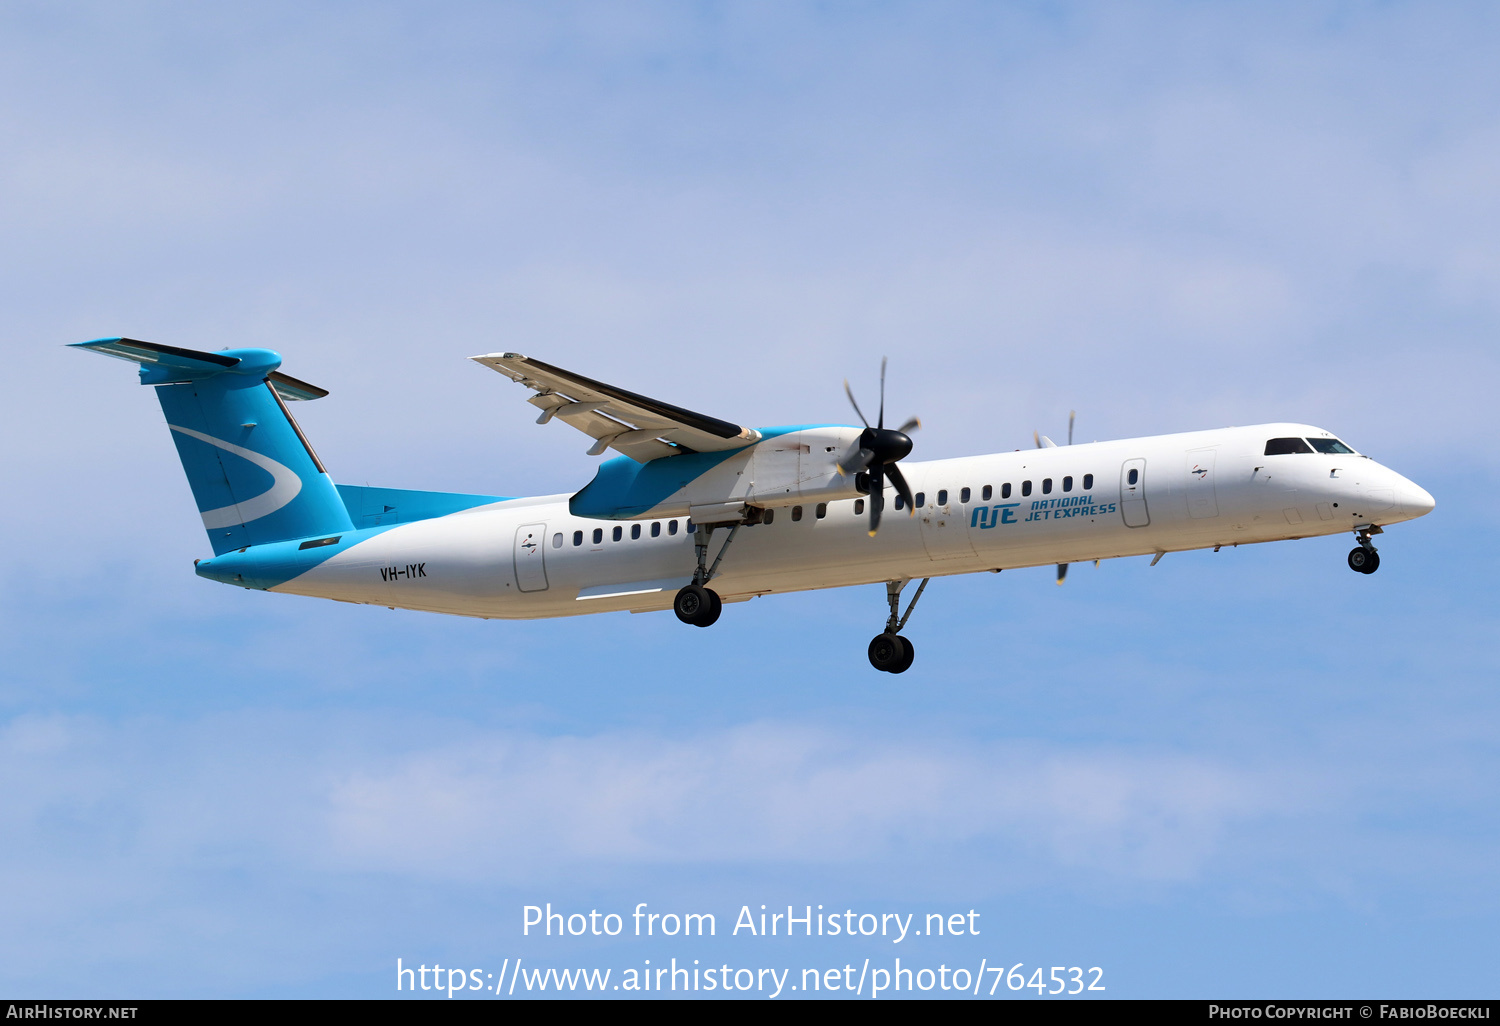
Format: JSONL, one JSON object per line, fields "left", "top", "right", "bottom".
{"left": 73, "top": 338, "right": 1435, "bottom": 672}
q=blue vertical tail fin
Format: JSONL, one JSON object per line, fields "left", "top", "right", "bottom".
{"left": 73, "top": 338, "right": 354, "bottom": 555}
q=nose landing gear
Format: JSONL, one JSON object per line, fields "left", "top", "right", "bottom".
{"left": 868, "top": 578, "right": 928, "bottom": 673}
{"left": 1348, "top": 526, "right": 1382, "bottom": 574}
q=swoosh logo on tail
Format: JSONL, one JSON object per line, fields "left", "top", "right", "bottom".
{"left": 169, "top": 425, "right": 303, "bottom": 528}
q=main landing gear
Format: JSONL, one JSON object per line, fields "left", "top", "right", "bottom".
{"left": 673, "top": 583, "right": 722, "bottom": 628}
{"left": 1348, "top": 525, "right": 1382, "bottom": 575}
{"left": 868, "top": 578, "right": 929, "bottom": 674}
{"left": 674, "top": 524, "right": 739, "bottom": 628}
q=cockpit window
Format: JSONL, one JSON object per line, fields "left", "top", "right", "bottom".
{"left": 1306, "top": 438, "right": 1356, "bottom": 455}
{"left": 1264, "top": 437, "right": 1313, "bottom": 455}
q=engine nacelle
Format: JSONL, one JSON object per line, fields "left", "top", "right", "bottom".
{"left": 569, "top": 426, "right": 869, "bottom": 522}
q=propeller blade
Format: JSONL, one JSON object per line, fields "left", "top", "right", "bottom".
{"left": 886, "top": 462, "right": 915, "bottom": 516}
{"left": 867, "top": 466, "right": 884, "bottom": 536}
{"left": 844, "top": 380, "right": 870, "bottom": 428}
{"left": 838, "top": 446, "right": 876, "bottom": 476}
{"left": 1056, "top": 563, "right": 1068, "bottom": 585}
{"left": 878, "top": 356, "right": 887, "bottom": 430}
{"left": 1068, "top": 410, "right": 1075, "bottom": 446}
{"left": 1033, "top": 428, "right": 1042, "bottom": 449}
{"left": 897, "top": 416, "right": 921, "bottom": 434}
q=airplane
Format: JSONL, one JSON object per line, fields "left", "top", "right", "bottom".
{"left": 72, "top": 337, "right": 1436, "bottom": 673}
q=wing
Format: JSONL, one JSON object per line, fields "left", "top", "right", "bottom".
{"left": 469, "top": 352, "right": 761, "bottom": 462}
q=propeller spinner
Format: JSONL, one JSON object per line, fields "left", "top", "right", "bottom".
{"left": 841, "top": 357, "right": 920, "bottom": 536}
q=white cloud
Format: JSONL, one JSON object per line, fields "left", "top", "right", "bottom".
{"left": 0, "top": 713, "right": 1293, "bottom": 891}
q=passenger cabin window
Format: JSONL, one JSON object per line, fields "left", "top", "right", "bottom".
{"left": 1042, "top": 478, "right": 1053, "bottom": 494}
{"left": 915, "top": 492, "right": 925, "bottom": 507}
{"left": 1001, "top": 483, "right": 1011, "bottom": 499}
{"left": 686, "top": 521, "right": 697, "bottom": 534}
{"left": 1265, "top": 437, "right": 1314, "bottom": 455}
{"left": 552, "top": 533, "right": 563, "bottom": 548}
{"left": 982, "top": 485, "right": 992, "bottom": 501}
{"left": 960, "top": 487, "right": 971, "bottom": 503}
{"left": 815, "top": 503, "right": 827, "bottom": 519}
{"left": 893, "top": 495, "right": 904, "bottom": 510}
{"left": 937, "top": 489, "right": 948, "bottom": 505}
{"left": 1083, "top": 474, "right": 1093, "bottom": 489}
{"left": 668, "top": 520, "right": 679, "bottom": 535}
{"left": 1307, "top": 438, "right": 1356, "bottom": 455}
{"left": 1128, "top": 468, "right": 1139, "bottom": 485}
{"left": 792, "top": 505, "right": 804, "bottom": 521}
{"left": 763, "top": 509, "right": 775, "bottom": 524}
{"left": 651, "top": 522, "right": 661, "bottom": 537}
{"left": 592, "top": 528, "right": 603, "bottom": 544}
{"left": 1063, "top": 476, "right": 1073, "bottom": 492}
{"left": 1022, "top": 480, "right": 1032, "bottom": 496}
{"left": 631, "top": 524, "right": 641, "bottom": 539}
{"left": 613, "top": 526, "right": 623, "bottom": 541}
{"left": 854, "top": 499, "right": 865, "bottom": 515}
{"left": 573, "top": 530, "right": 583, "bottom": 546}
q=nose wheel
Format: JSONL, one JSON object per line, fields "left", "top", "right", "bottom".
{"left": 1348, "top": 526, "right": 1382, "bottom": 574}
{"left": 868, "top": 578, "right": 929, "bottom": 673}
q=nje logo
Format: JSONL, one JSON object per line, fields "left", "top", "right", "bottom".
{"left": 971, "top": 494, "right": 1119, "bottom": 528}
{"left": 970, "top": 503, "right": 1020, "bottom": 529}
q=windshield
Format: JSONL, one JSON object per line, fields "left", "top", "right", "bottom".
{"left": 1307, "top": 438, "right": 1356, "bottom": 455}
{"left": 1264, "top": 437, "right": 1313, "bottom": 455}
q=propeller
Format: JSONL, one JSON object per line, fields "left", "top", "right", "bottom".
{"left": 840, "top": 357, "right": 920, "bottom": 537}
{"left": 1035, "top": 410, "right": 1078, "bottom": 584}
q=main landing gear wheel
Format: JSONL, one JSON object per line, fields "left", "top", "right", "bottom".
{"left": 867, "top": 633, "right": 914, "bottom": 673}
{"left": 674, "top": 523, "right": 737, "bottom": 627}
{"left": 1348, "top": 547, "right": 1380, "bottom": 574}
{"left": 674, "top": 584, "right": 722, "bottom": 627}
{"left": 867, "top": 578, "right": 929, "bottom": 672}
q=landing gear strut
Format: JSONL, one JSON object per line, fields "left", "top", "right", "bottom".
{"left": 868, "top": 578, "right": 928, "bottom": 673}
{"left": 1348, "top": 525, "right": 1382, "bottom": 575}
{"left": 673, "top": 523, "right": 739, "bottom": 627}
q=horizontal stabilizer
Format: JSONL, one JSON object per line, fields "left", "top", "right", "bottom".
{"left": 266, "top": 371, "right": 328, "bottom": 401}
{"left": 72, "top": 338, "right": 328, "bottom": 399}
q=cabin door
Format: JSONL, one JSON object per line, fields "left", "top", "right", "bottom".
{"left": 1120, "top": 459, "right": 1150, "bottom": 528}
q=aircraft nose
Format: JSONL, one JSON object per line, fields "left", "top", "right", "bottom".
{"left": 1399, "top": 480, "right": 1436, "bottom": 518}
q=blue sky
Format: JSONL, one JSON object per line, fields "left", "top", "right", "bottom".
{"left": 2, "top": 1, "right": 1497, "bottom": 998}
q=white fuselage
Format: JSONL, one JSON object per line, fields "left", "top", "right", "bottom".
{"left": 275, "top": 423, "right": 1434, "bottom": 619}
